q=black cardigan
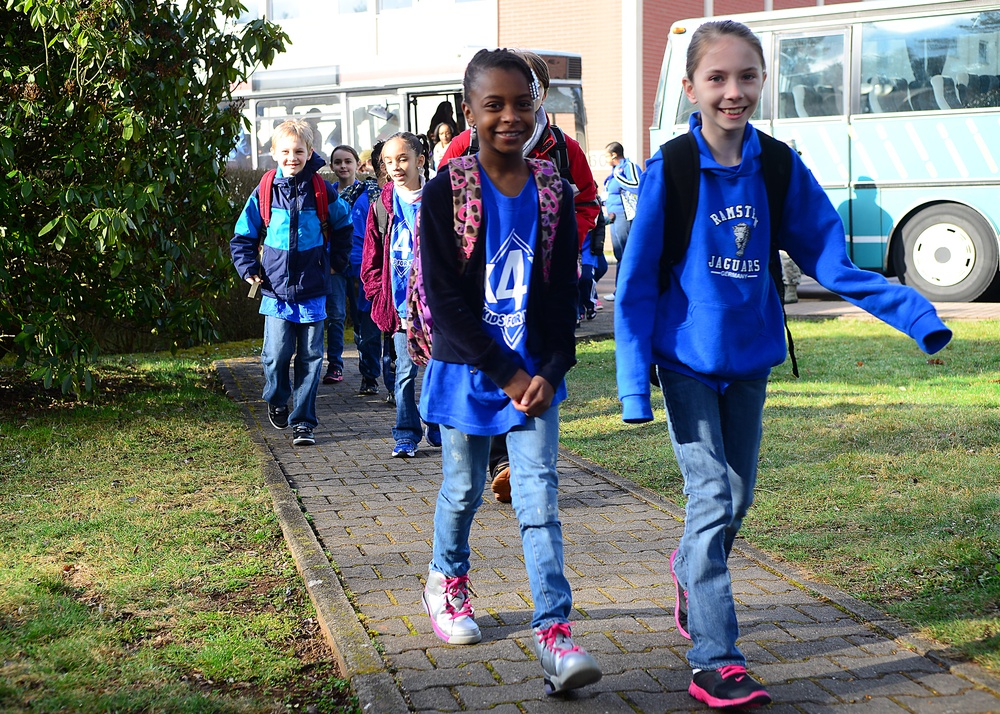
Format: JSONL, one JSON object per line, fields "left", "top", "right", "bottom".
{"left": 418, "top": 166, "right": 579, "bottom": 391}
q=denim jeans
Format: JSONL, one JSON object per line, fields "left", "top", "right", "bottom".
{"left": 392, "top": 330, "right": 424, "bottom": 444}
{"left": 382, "top": 333, "right": 396, "bottom": 394}
{"left": 346, "top": 277, "right": 381, "bottom": 382}
{"left": 658, "top": 368, "right": 767, "bottom": 671}
{"left": 610, "top": 218, "right": 631, "bottom": 285}
{"left": 262, "top": 315, "right": 325, "bottom": 428}
{"left": 325, "top": 273, "right": 348, "bottom": 371}
{"left": 430, "top": 405, "right": 572, "bottom": 630}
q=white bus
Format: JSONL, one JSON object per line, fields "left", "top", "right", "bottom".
{"left": 650, "top": 0, "right": 1000, "bottom": 302}
{"left": 229, "top": 50, "right": 589, "bottom": 173}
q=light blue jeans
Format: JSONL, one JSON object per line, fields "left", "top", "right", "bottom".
{"left": 430, "top": 405, "right": 572, "bottom": 630}
{"left": 325, "top": 272, "right": 348, "bottom": 371}
{"left": 392, "top": 330, "right": 423, "bottom": 444}
{"left": 658, "top": 367, "right": 767, "bottom": 671}
{"left": 262, "top": 315, "right": 325, "bottom": 428}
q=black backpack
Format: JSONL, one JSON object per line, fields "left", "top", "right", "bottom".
{"left": 657, "top": 129, "right": 799, "bottom": 377}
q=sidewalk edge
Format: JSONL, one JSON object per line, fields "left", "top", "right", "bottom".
{"left": 215, "top": 360, "right": 410, "bottom": 714}
{"left": 558, "top": 446, "right": 1000, "bottom": 697}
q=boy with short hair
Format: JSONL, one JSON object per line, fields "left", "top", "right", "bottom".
{"left": 230, "top": 119, "right": 353, "bottom": 446}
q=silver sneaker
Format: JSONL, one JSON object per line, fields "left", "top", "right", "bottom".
{"left": 534, "top": 622, "right": 602, "bottom": 695}
{"left": 422, "top": 570, "right": 481, "bottom": 645}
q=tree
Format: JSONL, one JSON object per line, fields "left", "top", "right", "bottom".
{"left": 0, "top": 0, "right": 287, "bottom": 393}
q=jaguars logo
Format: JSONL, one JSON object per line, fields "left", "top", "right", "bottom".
{"left": 733, "top": 222, "right": 751, "bottom": 257}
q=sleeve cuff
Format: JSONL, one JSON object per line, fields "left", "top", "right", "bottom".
{"left": 621, "top": 394, "right": 654, "bottom": 424}
{"left": 911, "top": 313, "right": 953, "bottom": 354}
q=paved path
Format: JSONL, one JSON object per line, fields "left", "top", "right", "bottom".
{"left": 216, "top": 296, "right": 1000, "bottom": 714}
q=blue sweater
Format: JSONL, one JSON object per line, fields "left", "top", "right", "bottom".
{"left": 615, "top": 114, "right": 952, "bottom": 423}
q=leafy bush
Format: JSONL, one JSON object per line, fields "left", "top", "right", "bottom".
{"left": 0, "top": 0, "right": 288, "bottom": 392}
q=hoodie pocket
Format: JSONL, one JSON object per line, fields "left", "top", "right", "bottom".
{"left": 662, "top": 301, "right": 785, "bottom": 378}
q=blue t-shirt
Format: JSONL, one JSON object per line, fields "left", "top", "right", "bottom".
{"left": 419, "top": 170, "right": 567, "bottom": 435}
{"left": 390, "top": 191, "right": 420, "bottom": 318}
{"left": 259, "top": 295, "right": 326, "bottom": 323}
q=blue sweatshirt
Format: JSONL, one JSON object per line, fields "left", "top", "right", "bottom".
{"left": 615, "top": 114, "right": 952, "bottom": 423}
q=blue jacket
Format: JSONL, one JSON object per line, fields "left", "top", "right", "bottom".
{"left": 230, "top": 152, "right": 352, "bottom": 303}
{"left": 615, "top": 114, "right": 952, "bottom": 423}
{"left": 604, "top": 157, "right": 641, "bottom": 219}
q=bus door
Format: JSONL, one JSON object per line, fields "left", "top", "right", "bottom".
{"left": 407, "top": 91, "right": 466, "bottom": 143}
{"left": 770, "top": 30, "right": 854, "bottom": 254}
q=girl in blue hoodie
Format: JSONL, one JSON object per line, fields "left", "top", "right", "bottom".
{"left": 615, "top": 20, "right": 952, "bottom": 710}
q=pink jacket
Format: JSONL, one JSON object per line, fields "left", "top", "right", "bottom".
{"left": 360, "top": 182, "right": 401, "bottom": 333}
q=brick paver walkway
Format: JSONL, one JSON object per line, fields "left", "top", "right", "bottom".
{"left": 216, "top": 298, "right": 1000, "bottom": 714}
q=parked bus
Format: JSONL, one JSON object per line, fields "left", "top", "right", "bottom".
{"left": 228, "top": 50, "right": 588, "bottom": 174}
{"left": 650, "top": 0, "right": 1000, "bottom": 302}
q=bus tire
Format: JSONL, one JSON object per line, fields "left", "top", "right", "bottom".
{"left": 892, "top": 204, "right": 1000, "bottom": 303}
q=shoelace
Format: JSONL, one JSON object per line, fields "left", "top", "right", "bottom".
{"left": 717, "top": 664, "right": 748, "bottom": 682}
{"left": 537, "top": 622, "right": 581, "bottom": 657}
{"left": 442, "top": 575, "right": 474, "bottom": 620}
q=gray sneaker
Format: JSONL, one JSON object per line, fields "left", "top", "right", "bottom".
{"left": 533, "top": 622, "right": 602, "bottom": 695}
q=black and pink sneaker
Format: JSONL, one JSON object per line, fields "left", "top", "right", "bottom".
{"left": 689, "top": 665, "right": 771, "bottom": 709}
{"left": 669, "top": 549, "right": 690, "bottom": 640}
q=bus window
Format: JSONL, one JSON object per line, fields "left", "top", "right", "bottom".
{"left": 544, "top": 85, "right": 587, "bottom": 151}
{"left": 776, "top": 34, "right": 845, "bottom": 118}
{"left": 254, "top": 96, "right": 342, "bottom": 169}
{"left": 350, "top": 95, "right": 403, "bottom": 150}
{"left": 861, "top": 12, "right": 1000, "bottom": 113}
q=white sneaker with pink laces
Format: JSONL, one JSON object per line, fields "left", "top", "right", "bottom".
{"left": 422, "top": 570, "right": 482, "bottom": 644}
{"left": 533, "top": 622, "right": 602, "bottom": 695}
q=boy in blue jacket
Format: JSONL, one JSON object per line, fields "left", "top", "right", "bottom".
{"left": 231, "top": 119, "right": 353, "bottom": 446}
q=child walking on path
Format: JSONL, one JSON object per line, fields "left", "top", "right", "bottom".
{"left": 326, "top": 144, "right": 385, "bottom": 394}
{"left": 230, "top": 119, "right": 353, "bottom": 446}
{"left": 614, "top": 21, "right": 952, "bottom": 710}
{"left": 416, "top": 48, "right": 602, "bottom": 696}
{"left": 360, "top": 132, "right": 440, "bottom": 456}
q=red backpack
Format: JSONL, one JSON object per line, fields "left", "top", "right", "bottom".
{"left": 257, "top": 170, "right": 331, "bottom": 243}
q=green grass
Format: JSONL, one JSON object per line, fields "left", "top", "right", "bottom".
{"left": 561, "top": 319, "right": 1000, "bottom": 672}
{"left": 0, "top": 342, "right": 358, "bottom": 713}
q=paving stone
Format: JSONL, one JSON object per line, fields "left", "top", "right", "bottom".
{"left": 219, "top": 353, "right": 1000, "bottom": 714}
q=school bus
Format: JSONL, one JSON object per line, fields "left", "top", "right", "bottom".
{"left": 651, "top": 0, "right": 1000, "bottom": 302}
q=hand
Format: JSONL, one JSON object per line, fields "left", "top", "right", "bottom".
{"left": 246, "top": 275, "right": 262, "bottom": 285}
{"left": 505, "top": 372, "right": 554, "bottom": 417}
{"left": 501, "top": 369, "right": 532, "bottom": 406}
{"left": 607, "top": 212, "right": 616, "bottom": 224}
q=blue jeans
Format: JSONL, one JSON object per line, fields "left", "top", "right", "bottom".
{"left": 262, "top": 315, "right": 325, "bottom": 428}
{"left": 610, "top": 218, "right": 631, "bottom": 284}
{"left": 326, "top": 272, "right": 348, "bottom": 371}
{"left": 430, "top": 405, "right": 572, "bottom": 630}
{"left": 347, "top": 277, "right": 381, "bottom": 382}
{"left": 658, "top": 368, "right": 767, "bottom": 671}
{"left": 392, "top": 330, "right": 424, "bottom": 444}
{"left": 382, "top": 333, "right": 396, "bottom": 393}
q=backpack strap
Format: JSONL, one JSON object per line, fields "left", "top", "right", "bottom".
{"left": 258, "top": 169, "right": 277, "bottom": 227}
{"left": 658, "top": 128, "right": 799, "bottom": 376}
{"left": 312, "top": 174, "right": 331, "bottom": 246}
{"left": 448, "top": 154, "right": 482, "bottom": 267}
{"left": 526, "top": 157, "right": 563, "bottom": 283}
{"left": 547, "top": 125, "right": 572, "bottom": 181}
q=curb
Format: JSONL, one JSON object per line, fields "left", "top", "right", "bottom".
{"left": 214, "top": 360, "right": 410, "bottom": 714}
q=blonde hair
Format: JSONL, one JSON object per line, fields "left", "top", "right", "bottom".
{"left": 271, "top": 119, "right": 314, "bottom": 153}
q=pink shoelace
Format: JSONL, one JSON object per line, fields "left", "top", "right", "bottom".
{"left": 717, "top": 664, "right": 749, "bottom": 681}
{"left": 537, "top": 622, "right": 581, "bottom": 657}
{"left": 442, "top": 575, "right": 474, "bottom": 620}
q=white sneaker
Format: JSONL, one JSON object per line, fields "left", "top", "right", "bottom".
{"left": 534, "top": 622, "right": 602, "bottom": 695}
{"left": 422, "top": 570, "right": 482, "bottom": 644}
{"left": 603, "top": 293, "right": 615, "bottom": 301}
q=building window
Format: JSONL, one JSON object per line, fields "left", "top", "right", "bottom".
{"left": 339, "top": 0, "right": 369, "bottom": 12}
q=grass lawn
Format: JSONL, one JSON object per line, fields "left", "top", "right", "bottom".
{"left": 560, "top": 319, "right": 1000, "bottom": 673}
{"left": 0, "top": 342, "right": 359, "bottom": 713}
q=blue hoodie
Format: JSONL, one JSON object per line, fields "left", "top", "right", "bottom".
{"left": 615, "top": 114, "right": 952, "bottom": 423}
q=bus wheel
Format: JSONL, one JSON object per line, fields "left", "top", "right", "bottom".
{"left": 892, "top": 204, "right": 1000, "bottom": 302}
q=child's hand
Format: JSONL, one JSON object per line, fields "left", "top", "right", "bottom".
{"left": 246, "top": 275, "right": 262, "bottom": 285}
{"left": 502, "top": 369, "right": 532, "bottom": 406}
{"left": 514, "top": 375, "right": 554, "bottom": 417}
